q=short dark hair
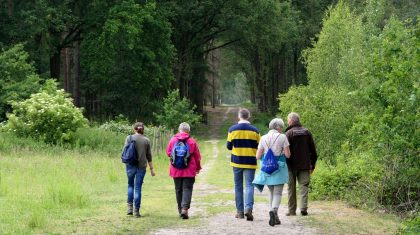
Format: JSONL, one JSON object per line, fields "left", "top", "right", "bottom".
{"left": 238, "top": 108, "right": 250, "bottom": 120}
{"left": 133, "top": 122, "right": 144, "bottom": 134}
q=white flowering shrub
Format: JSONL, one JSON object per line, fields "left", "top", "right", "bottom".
{"left": 4, "top": 80, "right": 88, "bottom": 144}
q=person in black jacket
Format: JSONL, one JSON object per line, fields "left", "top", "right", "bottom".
{"left": 285, "top": 112, "right": 317, "bottom": 216}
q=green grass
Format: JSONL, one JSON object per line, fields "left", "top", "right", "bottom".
{"left": 0, "top": 125, "right": 223, "bottom": 234}
{"left": 206, "top": 141, "right": 234, "bottom": 190}
{"left": 0, "top": 150, "right": 184, "bottom": 234}
{"left": 303, "top": 201, "right": 401, "bottom": 234}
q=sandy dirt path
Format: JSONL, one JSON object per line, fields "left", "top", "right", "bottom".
{"left": 151, "top": 106, "right": 316, "bottom": 235}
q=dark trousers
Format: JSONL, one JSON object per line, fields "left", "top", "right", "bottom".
{"left": 173, "top": 177, "right": 195, "bottom": 213}
{"left": 288, "top": 169, "right": 310, "bottom": 213}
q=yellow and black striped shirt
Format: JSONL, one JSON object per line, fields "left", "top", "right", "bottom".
{"left": 226, "top": 122, "right": 260, "bottom": 169}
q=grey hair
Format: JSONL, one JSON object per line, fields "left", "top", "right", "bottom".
{"left": 238, "top": 108, "right": 250, "bottom": 120}
{"left": 287, "top": 112, "right": 300, "bottom": 125}
{"left": 269, "top": 118, "right": 285, "bottom": 130}
{"left": 179, "top": 122, "right": 191, "bottom": 133}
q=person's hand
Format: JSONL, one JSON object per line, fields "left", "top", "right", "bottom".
{"left": 196, "top": 170, "right": 200, "bottom": 174}
{"left": 150, "top": 169, "right": 156, "bottom": 176}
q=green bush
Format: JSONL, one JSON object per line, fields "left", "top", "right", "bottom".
{"left": 99, "top": 115, "right": 132, "bottom": 135}
{"left": 398, "top": 216, "right": 420, "bottom": 234}
{"left": 72, "top": 127, "right": 125, "bottom": 155}
{"left": 251, "top": 112, "right": 272, "bottom": 134}
{"left": 279, "top": 1, "right": 419, "bottom": 212}
{"left": 4, "top": 80, "right": 88, "bottom": 144}
{"left": 154, "top": 89, "right": 201, "bottom": 131}
{"left": 0, "top": 44, "right": 41, "bottom": 121}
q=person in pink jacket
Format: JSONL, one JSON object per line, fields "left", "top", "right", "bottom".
{"left": 166, "top": 122, "right": 202, "bottom": 219}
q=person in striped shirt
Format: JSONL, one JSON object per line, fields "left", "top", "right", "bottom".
{"left": 226, "top": 108, "right": 261, "bottom": 221}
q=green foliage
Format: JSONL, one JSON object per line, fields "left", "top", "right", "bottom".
{"left": 0, "top": 44, "right": 41, "bottom": 121}
{"left": 99, "top": 115, "right": 133, "bottom": 135}
{"left": 280, "top": 1, "right": 419, "bottom": 212}
{"left": 81, "top": 0, "right": 174, "bottom": 120}
{"left": 4, "top": 80, "right": 88, "bottom": 144}
{"left": 398, "top": 215, "right": 420, "bottom": 235}
{"left": 71, "top": 127, "right": 125, "bottom": 155}
{"left": 154, "top": 90, "right": 201, "bottom": 131}
{"left": 251, "top": 112, "right": 272, "bottom": 134}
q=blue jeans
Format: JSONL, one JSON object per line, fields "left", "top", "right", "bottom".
{"left": 126, "top": 165, "right": 146, "bottom": 209}
{"left": 233, "top": 167, "right": 255, "bottom": 212}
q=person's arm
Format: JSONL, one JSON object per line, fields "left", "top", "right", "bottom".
{"left": 148, "top": 161, "right": 155, "bottom": 176}
{"left": 256, "top": 148, "right": 264, "bottom": 160}
{"left": 308, "top": 133, "right": 318, "bottom": 171}
{"left": 283, "top": 135, "right": 291, "bottom": 158}
{"left": 194, "top": 142, "right": 202, "bottom": 174}
{"left": 146, "top": 142, "right": 155, "bottom": 176}
{"left": 226, "top": 131, "right": 233, "bottom": 150}
{"left": 283, "top": 146, "right": 291, "bottom": 158}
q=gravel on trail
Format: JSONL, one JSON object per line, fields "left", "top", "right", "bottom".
{"left": 151, "top": 107, "right": 317, "bottom": 235}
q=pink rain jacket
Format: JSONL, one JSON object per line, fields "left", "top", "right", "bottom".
{"left": 166, "top": 132, "right": 202, "bottom": 178}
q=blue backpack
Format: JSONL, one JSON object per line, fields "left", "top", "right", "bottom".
{"left": 170, "top": 139, "right": 190, "bottom": 169}
{"left": 261, "top": 134, "right": 280, "bottom": 174}
{"left": 121, "top": 135, "right": 139, "bottom": 165}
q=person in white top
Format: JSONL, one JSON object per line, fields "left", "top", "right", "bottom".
{"left": 254, "top": 118, "right": 291, "bottom": 226}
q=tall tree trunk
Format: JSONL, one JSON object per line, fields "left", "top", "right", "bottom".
{"left": 190, "top": 52, "right": 205, "bottom": 114}
{"left": 73, "top": 42, "right": 81, "bottom": 106}
{"left": 50, "top": 50, "right": 61, "bottom": 79}
{"left": 293, "top": 46, "right": 298, "bottom": 85}
{"left": 254, "top": 51, "right": 264, "bottom": 112}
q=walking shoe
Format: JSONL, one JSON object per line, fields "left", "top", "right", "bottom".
{"left": 274, "top": 209, "right": 281, "bottom": 225}
{"left": 235, "top": 212, "right": 244, "bottom": 219}
{"left": 301, "top": 210, "right": 308, "bottom": 216}
{"left": 269, "top": 211, "right": 275, "bottom": 227}
{"left": 286, "top": 211, "right": 296, "bottom": 216}
{"left": 127, "top": 203, "right": 133, "bottom": 215}
{"left": 244, "top": 210, "right": 254, "bottom": 221}
{"left": 180, "top": 209, "right": 189, "bottom": 220}
{"left": 134, "top": 208, "right": 141, "bottom": 218}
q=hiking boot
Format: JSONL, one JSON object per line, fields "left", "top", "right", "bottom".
{"left": 127, "top": 203, "right": 133, "bottom": 215}
{"left": 244, "top": 210, "right": 254, "bottom": 221}
{"left": 286, "top": 211, "right": 296, "bottom": 216}
{"left": 274, "top": 208, "right": 281, "bottom": 225}
{"left": 134, "top": 208, "right": 141, "bottom": 218}
{"left": 301, "top": 210, "right": 308, "bottom": 216}
{"left": 180, "top": 209, "right": 189, "bottom": 220}
{"left": 235, "top": 212, "right": 244, "bottom": 219}
{"left": 269, "top": 211, "right": 275, "bottom": 227}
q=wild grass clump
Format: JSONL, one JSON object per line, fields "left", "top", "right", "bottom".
{"left": 48, "top": 181, "right": 89, "bottom": 208}
{"left": 72, "top": 127, "right": 125, "bottom": 155}
{"left": 27, "top": 210, "right": 47, "bottom": 229}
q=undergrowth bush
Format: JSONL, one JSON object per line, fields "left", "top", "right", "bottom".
{"left": 4, "top": 80, "right": 88, "bottom": 144}
{"left": 280, "top": 1, "right": 419, "bottom": 213}
{"left": 72, "top": 127, "right": 125, "bottom": 155}
{"left": 398, "top": 216, "right": 420, "bottom": 234}
{"left": 154, "top": 89, "right": 201, "bottom": 131}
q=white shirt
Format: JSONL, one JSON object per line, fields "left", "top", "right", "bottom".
{"left": 258, "top": 130, "right": 289, "bottom": 156}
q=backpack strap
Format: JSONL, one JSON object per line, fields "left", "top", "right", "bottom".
{"left": 266, "top": 133, "right": 281, "bottom": 149}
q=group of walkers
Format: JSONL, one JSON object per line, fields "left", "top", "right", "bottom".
{"left": 121, "top": 108, "right": 317, "bottom": 227}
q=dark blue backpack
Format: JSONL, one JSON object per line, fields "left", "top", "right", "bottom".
{"left": 261, "top": 134, "right": 280, "bottom": 174}
{"left": 121, "top": 135, "right": 138, "bottom": 165}
{"left": 170, "top": 139, "right": 190, "bottom": 169}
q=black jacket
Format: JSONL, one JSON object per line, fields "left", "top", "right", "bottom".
{"left": 285, "top": 124, "right": 318, "bottom": 170}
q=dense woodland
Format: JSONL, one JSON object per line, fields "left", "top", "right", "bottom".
{"left": 0, "top": 0, "right": 341, "bottom": 121}
{"left": 0, "top": 0, "right": 419, "bottom": 222}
